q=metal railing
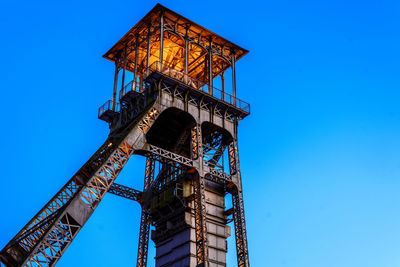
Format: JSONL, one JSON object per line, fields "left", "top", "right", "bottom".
{"left": 209, "top": 87, "right": 250, "bottom": 113}
{"left": 146, "top": 61, "right": 250, "bottom": 113}
{"left": 98, "top": 100, "right": 120, "bottom": 118}
{"left": 119, "top": 79, "right": 143, "bottom": 100}
{"left": 146, "top": 61, "right": 206, "bottom": 90}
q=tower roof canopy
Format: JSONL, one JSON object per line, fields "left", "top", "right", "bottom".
{"left": 103, "top": 4, "right": 248, "bottom": 70}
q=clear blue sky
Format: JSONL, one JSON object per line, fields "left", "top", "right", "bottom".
{"left": 1, "top": 0, "right": 400, "bottom": 266}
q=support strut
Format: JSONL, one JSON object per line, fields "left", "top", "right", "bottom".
{"left": 193, "top": 175, "right": 209, "bottom": 266}
{"left": 136, "top": 157, "right": 155, "bottom": 267}
{"left": 228, "top": 140, "right": 250, "bottom": 267}
{"left": 0, "top": 141, "right": 134, "bottom": 267}
{"left": 191, "top": 124, "right": 209, "bottom": 266}
{"left": 232, "top": 189, "right": 250, "bottom": 267}
{"left": 108, "top": 183, "right": 142, "bottom": 202}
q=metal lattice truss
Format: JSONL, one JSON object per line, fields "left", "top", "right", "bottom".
{"left": 148, "top": 142, "right": 234, "bottom": 189}
{"left": 0, "top": 141, "right": 134, "bottom": 267}
{"left": 138, "top": 108, "right": 159, "bottom": 134}
{"left": 191, "top": 125, "right": 200, "bottom": 160}
{"left": 108, "top": 183, "right": 142, "bottom": 202}
{"left": 143, "top": 137, "right": 248, "bottom": 267}
{"left": 228, "top": 141, "right": 239, "bottom": 175}
{"left": 149, "top": 145, "right": 193, "bottom": 167}
{"left": 193, "top": 176, "right": 209, "bottom": 265}
{"left": 228, "top": 140, "right": 250, "bottom": 267}
{"left": 202, "top": 143, "right": 224, "bottom": 170}
{"left": 205, "top": 173, "right": 234, "bottom": 190}
{"left": 143, "top": 157, "right": 155, "bottom": 189}
{"left": 202, "top": 131, "right": 226, "bottom": 170}
{"left": 0, "top": 138, "right": 114, "bottom": 265}
{"left": 209, "top": 168, "right": 232, "bottom": 183}
{"left": 1, "top": 109, "right": 250, "bottom": 267}
{"left": 232, "top": 190, "right": 250, "bottom": 267}
{"left": 79, "top": 142, "right": 134, "bottom": 209}
{"left": 154, "top": 162, "right": 184, "bottom": 191}
{"left": 190, "top": 124, "right": 209, "bottom": 265}
{"left": 136, "top": 157, "right": 155, "bottom": 267}
{"left": 137, "top": 210, "right": 151, "bottom": 267}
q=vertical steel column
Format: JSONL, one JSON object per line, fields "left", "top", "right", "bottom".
{"left": 184, "top": 28, "right": 189, "bottom": 83}
{"left": 221, "top": 71, "right": 225, "bottom": 101}
{"left": 191, "top": 125, "right": 200, "bottom": 160}
{"left": 143, "top": 157, "right": 155, "bottom": 189}
{"left": 228, "top": 140, "right": 250, "bottom": 267}
{"left": 112, "top": 61, "right": 119, "bottom": 111}
{"left": 133, "top": 35, "right": 139, "bottom": 91}
{"left": 139, "top": 75, "right": 143, "bottom": 92}
{"left": 193, "top": 175, "right": 209, "bottom": 266}
{"left": 204, "top": 56, "right": 208, "bottom": 89}
{"left": 121, "top": 46, "right": 127, "bottom": 91}
{"left": 232, "top": 190, "right": 250, "bottom": 267}
{"left": 191, "top": 124, "right": 209, "bottom": 266}
{"left": 137, "top": 210, "right": 151, "bottom": 267}
{"left": 159, "top": 12, "right": 164, "bottom": 65}
{"left": 208, "top": 39, "right": 213, "bottom": 95}
{"left": 146, "top": 24, "right": 151, "bottom": 77}
{"left": 231, "top": 52, "right": 237, "bottom": 106}
{"left": 228, "top": 141, "right": 238, "bottom": 175}
{"left": 136, "top": 157, "right": 155, "bottom": 267}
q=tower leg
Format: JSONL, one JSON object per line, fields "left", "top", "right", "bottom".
{"left": 191, "top": 124, "right": 209, "bottom": 266}
{"left": 193, "top": 174, "right": 208, "bottom": 266}
{"left": 228, "top": 140, "right": 250, "bottom": 267}
{"left": 136, "top": 210, "right": 151, "bottom": 267}
{"left": 136, "top": 157, "right": 155, "bottom": 267}
{"left": 232, "top": 190, "right": 250, "bottom": 267}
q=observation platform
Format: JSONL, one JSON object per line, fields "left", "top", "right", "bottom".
{"left": 119, "top": 80, "right": 144, "bottom": 103}
{"left": 98, "top": 100, "right": 120, "bottom": 123}
{"left": 98, "top": 62, "right": 250, "bottom": 123}
{"left": 145, "top": 62, "right": 250, "bottom": 116}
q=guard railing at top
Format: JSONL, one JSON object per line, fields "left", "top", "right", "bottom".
{"left": 146, "top": 61, "right": 250, "bottom": 113}
{"left": 146, "top": 61, "right": 206, "bottom": 90}
{"left": 98, "top": 100, "right": 120, "bottom": 118}
{"left": 202, "top": 86, "right": 250, "bottom": 113}
{"left": 119, "top": 79, "right": 144, "bottom": 100}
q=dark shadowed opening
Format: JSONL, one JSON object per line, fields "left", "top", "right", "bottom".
{"left": 146, "top": 108, "right": 196, "bottom": 158}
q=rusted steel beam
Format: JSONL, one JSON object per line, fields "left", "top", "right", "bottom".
{"left": 136, "top": 157, "right": 155, "bottom": 267}
{"left": 0, "top": 142, "right": 134, "bottom": 267}
{"left": 108, "top": 183, "right": 142, "bottom": 202}
{"left": 228, "top": 140, "right": 250, "bottom": 267}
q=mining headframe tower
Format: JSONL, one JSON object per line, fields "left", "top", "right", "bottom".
{"left": 0, "top": 4, "right": 251, "bottom": 267}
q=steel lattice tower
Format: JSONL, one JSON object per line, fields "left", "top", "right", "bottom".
{"left": 0, "top": 4, "right": 250, "bottom": 267}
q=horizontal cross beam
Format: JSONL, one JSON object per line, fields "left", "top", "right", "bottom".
{"left": 147, "top": 144, "right": 235, "bottom": 188}
{"left": 148, "top": 144, "right": 194, "bottom": 167}
{"left": 206, "top": 168, "right": 235, "bottom": 188}
{"left": 108, "top": 183, "right": 142, "bottom": 202}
